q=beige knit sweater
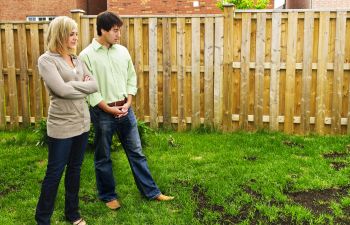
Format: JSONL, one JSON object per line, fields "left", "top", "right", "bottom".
{"left": 38, "top": 51, "right": 98, "bottom": 139}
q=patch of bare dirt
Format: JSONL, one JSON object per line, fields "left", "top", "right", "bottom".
{"left": 244, "top": 156, "right": 257, "bottom": 161}
{"left": 0, "top": 184, "right": 19, "bottom": 197}
{"left": 192, "top": 184, "right": 299, "bottom": 224}
{"left": 323, "top": 152, "right": 349, "bottom": 159}
{"left": 192, "top": 184, "right": 250, "bottom": 224}
{"left": 330, "top": 162, "right": 348, "bottom": 171}
{"left": 283, "top": 140, "right": 304, "bottom": 148}
{"left": 287, "top": 186, "right": 350, "bottom": 215}
{"left": 81, "top": 194, "right": 98, "bottom": 203}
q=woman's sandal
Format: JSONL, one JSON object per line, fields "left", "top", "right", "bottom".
{"left": 73, "top": 218, "right": 86, "bottom": 225}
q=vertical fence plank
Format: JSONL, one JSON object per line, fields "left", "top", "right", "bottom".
{"left": 301, "top": 12, "right": 314, "bottom": 134}
{"left": 81, "top": 18, "right": 90, "bottom": 50}
{"left": 18, "top": 24, "right": 30, "bottom": 126}
{"left": 121, "top": 18, "right": 129, "bottom": 48}
{"left": 177, "top": 18, "right": 186, "bottom": 131}
{"left": 240, "top": 13, "right": 251, "bottom": 129}
{"left": 214, "top": 17, "right": 224, "bottom": 130}
{"left": 332, "top": 11, "right": 346, "bottom": 134}
{"left": 316, "top": 12, "right": 330, "bottom": 134}
{"left": 70, "top": 10, "right": 84, "bottom": 54}
{"left": 134, "top": 18, "right": 144, "bottom": 121}
{"left": 284, "top": 12, "right": 298, "bottom": 134}
{"left": 92, "top": 18, "right": 97, "bottom": 39}
{"left": 204, "top": 17, "right": 214, "bottom": 128}
{"left": 5, "top": 24, "right": 18, "bottom": 128}
{"left": 270, "top": 13, "right": 282, "bottom": 131}
{"left": 0, "top": 26, "right": 5, "bottom": 129}
{"left": 149, "top": 18, "right": 158, "bottom": 129}
{"left": 191, "top": 17, "right": 200, "bottom": 129}
{"left": 30, "top": 24, "right": 42, "bottom": 124}
{"left": 223, "top": 5, "right": 234, "bottom": 132}
{"left": 162, "top": 18, "right": 172, "bottom": 128}
{"left": 255, "top": 13, "right": 266, "bottom": 128}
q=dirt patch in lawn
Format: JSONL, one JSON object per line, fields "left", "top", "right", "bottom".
{"left": 322, "top": 151, "right": 349, "bottom": 170}
{"left": 244, "top": 156, "right": 258, "bottom": 161}
{"left": 192, "top": 184, "right": 250, "bottom": 224}
{"left": 323, "top": 152, "right": 349, "bottom": 159}
{"left": 330, "top": 162, "right": 348, "bottom": 170}
{"left": 287, "top": 186, "right": 350, "bottom": 215}
{"left": 283, "top": 140, "right": 304, "bottom": 148}
{"left": 0, "top": 184, "right": 19, "bottom": 197}
{"left": 192, "top": 184, "right": 297, "bottom": 224}
{"left": 81, "top": 194, "right": 98, "bottom": 203}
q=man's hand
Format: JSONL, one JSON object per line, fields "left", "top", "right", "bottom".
{"left": 106, "top": 106, "right": 127, "bottom": 118}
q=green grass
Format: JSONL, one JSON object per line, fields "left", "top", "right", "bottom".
{"left": 1, "top": 129, "right": 350, "bottom": 224}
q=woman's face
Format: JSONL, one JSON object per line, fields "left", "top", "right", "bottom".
{"left": 67, "top": 28, "right": 78, "bottom": 50}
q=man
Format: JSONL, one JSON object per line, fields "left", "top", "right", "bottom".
{"left": 80, "top": 11, "right": 174, "bottom": 210}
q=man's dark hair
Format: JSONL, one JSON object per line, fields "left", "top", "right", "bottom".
{"left": 96, "top": 11, "right": 123, "bottom": 36}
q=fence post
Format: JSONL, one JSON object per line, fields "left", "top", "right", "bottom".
{"left": 70, "top": 9, "right": 85, "bottom": 54}
{"left": 222, "top": 4, "right": 235, "bottom": 132}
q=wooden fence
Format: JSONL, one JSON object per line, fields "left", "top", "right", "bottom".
{"left": 1, "top": 6, "right": 350, "bottom": 134}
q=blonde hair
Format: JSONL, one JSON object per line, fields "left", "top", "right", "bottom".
{"left": 46, "top": 16, "right": 78, "bottom": 55}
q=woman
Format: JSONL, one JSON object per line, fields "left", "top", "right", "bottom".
{"left": 35, "top": 16, "right": 98, "bottom": 225}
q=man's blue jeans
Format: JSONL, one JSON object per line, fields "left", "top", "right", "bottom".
{"left": 35, "top": 132, "right": 88, "bottom": 225}
{"left": 90, "top": 106, "right": 161, "bottom": 202}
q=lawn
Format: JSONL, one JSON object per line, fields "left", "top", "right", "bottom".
{"left": 1, "top": 129, "right": 350, "bottom": 224}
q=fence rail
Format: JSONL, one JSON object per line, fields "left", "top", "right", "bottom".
{"left": 1, "top": 6, "right": 350, "bottom": 134}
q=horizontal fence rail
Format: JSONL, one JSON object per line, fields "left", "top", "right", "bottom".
{"left": 1, "top": 7, "right": 350, "bottom": 134}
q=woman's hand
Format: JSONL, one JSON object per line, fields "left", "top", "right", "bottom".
{"left": 83, "top": 75, "right": 91, "bottom": 81}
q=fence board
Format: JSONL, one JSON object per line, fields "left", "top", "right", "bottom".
{"left": 162, "top": 18, "right": 172, "bottom": 128}
{"left": 270, "top": 13, "right": 282, "bottom": 131}
{"left": 81, "top": 18, "right": 90, "bottom": 50}
{"left": 134, "top": 18, "right": 145, "bottom": 120}
{"left": 284, "top": 12, "right": 298, "bottom": 133}
{"left": 176, "top": 18, "right": 186, "bottom": 131}
{"left": 121, "top": 18, "right": 129, "bottom": 48}
{"left": 204, "top": 17, "right": 214, "bottom": 128}
{"left": 316, "top": 12, "right": 330, "bottom": 134}
{"left": 214, "top": 17, "right": 224, "bottom": 130}
{"left": 191, "top": 17, "right": 200, "bottom": 129}
{"left": 0, "top": 26, "right": 5, "bottom": 128}
{"left": 240, "top": 13, "right": 251, "bottom": 129}
{"left": 301, "top": 12, "right": 314, "bottom": 134}
{"left": 30, "top": 23, "right": 42, "bottom": 123}
{"left": 5, "top": 24, "right": 18, "bottom": 128}
{"left": 332, "top": 11, "right": 346, "bottom": 134}
{"left": 255, "top": 13, "right": 266, "bottom": 128}
{"left": 18, "top": 24, "right": 30, "bottom": 126}
{"left": 223, "top": 6, "right": 234, "bottom": 132}
{"left": 148, "top": 18, "right": 158, "bottom": 129}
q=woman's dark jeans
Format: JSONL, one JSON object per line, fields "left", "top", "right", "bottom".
{"left": 35, "top": 132, "right": 88, "bottom": 225}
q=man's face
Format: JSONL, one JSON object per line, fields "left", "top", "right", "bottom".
{"left": 101, "top": 25, "right": 121, "bottom": 45}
